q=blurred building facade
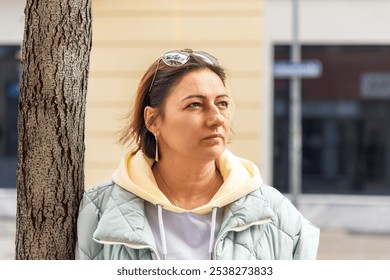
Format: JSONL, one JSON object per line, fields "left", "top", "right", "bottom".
{"left": 0, "top": 0, "right": 24, "bottom": 192}
{"left": 1, "top": 0, "right": 389, "bottom": 234}
{"left": 265, "top": 0, "right": 390, "bottom": 196}
{"left": 264, "top": 0, "right": 390, "bottom": 233}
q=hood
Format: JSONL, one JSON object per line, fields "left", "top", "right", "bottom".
{"left": 112, "top": 149, "right": 263, "bottom": 215}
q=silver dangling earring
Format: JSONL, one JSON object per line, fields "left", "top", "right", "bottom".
{"left": 155, "top": 136, "right": 159, "bottom": 162}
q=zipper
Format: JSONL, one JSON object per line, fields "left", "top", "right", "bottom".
{"left": 212, "top": 217, "right": 273, "bottom": 260}
{"left": 94, "top": 238, "right": 161, "bottom": 260}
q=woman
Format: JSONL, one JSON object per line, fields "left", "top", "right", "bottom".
{"left": 76, "top": 49, "right": 319, "bottom": 260}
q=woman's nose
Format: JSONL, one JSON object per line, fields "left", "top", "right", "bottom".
{"left": 206, "top": 106, "right": 224, "bottom": 127}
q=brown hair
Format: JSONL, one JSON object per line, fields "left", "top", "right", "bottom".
{"left": 118, "top": 50, "right": 227, "bottom": 159}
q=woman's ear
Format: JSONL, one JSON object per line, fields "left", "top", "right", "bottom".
{"left": 144, "top": 106, "right": 160, "bottom": 135}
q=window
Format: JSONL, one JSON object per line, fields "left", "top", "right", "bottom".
{"left": 0, "top": 45, "right": 20, "bottom": 189}
{"left": 273, "top": 45, "right": 390, "bottom": 195}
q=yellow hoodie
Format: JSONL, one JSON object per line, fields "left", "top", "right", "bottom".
{"left": 112, "top": 149, "right": 263, "bottom": 215}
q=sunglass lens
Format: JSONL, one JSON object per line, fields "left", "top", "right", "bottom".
{"left": 162, "top": 52, "right": 189, "bottom": 66}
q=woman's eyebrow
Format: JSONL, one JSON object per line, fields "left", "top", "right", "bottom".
{"left": 182, "top": 94, "right": 206, "bottom": 101}
{"left": 181, "top": 94, "right": 229, "bottom": 102}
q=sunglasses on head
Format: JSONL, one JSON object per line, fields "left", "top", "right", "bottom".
{"left": 148, "top": 49, "right": 219, "bottom": 93}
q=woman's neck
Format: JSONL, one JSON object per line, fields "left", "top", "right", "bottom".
{"left": 152, "top": 158, "right": 223, "bottom": 210}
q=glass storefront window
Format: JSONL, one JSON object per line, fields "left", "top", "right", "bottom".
{"left": 0, "top": 45, "right": 20, "bottom": 189}
{"left": 273, "top": 45, "right": 390, "bottom": 195}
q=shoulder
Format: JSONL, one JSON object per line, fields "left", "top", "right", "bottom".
{"left": 81, "top": 179, "right": 115, "bottom": 208}
{"left": 259, "top": 185, "right": 304, "bottom": 237}
{"left": 80, "top": 179, "right": 137, "bottom": 213}
{"left": 258, "top": 184, "right": 286, "bottom": 209}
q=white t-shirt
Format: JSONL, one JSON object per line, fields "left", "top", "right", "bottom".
{"left": 145, "top": 201, "right": 223, "bottom": 260}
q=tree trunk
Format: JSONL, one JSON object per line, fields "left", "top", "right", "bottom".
{"left": 15, "top": 0, "right": 92, "bottom": 259}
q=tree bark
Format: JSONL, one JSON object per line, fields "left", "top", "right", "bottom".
{"left": 15, "top": 0, "right": 92, "bottom": 259}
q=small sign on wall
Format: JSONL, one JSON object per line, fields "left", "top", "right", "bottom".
{"left": 273, "top": 60, "right": 323, "bottom": 78}
{"left": 360, "top": 72, "right": 390, "bottom": 99}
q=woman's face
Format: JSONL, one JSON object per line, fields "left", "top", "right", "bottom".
{"left": 156, "top": 68, "right": 231, "bottom": 162}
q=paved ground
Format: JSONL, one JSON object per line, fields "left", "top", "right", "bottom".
{"left": 317, "top": 229, "right": 390, "bottom": 259}
{"left": 0, "top": 217, "right": 16, "bottom": 260}
{"left": 1, "top": 217, "right": 390, "bottom": 260}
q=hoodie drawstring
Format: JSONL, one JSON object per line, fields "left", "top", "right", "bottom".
{"left": 208, "top": 207, "right": 218, "bottom": 260}
{"left": 157, "top": 204, "right": 168, "bottom": 260}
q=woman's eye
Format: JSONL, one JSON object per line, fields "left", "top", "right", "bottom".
{"left": 188, "top": 102, "right": 201, "bottom": 108}
{"left": 218, "top": 101, "right": 229, "bottom": 108}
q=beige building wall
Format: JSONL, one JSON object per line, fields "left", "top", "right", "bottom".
{"left": 85, "top": 0, "right": 266, "bottom": 188}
